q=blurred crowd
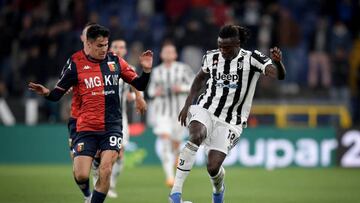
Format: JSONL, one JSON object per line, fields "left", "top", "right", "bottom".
{"left": 0, "top": 0, "right": 360, "bottom": 125}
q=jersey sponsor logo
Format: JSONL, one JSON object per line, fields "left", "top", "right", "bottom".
{"left": 91, "top": 90, "right": 116, "bottom": 96}
{"left": 215, "top": 83, "right": 239, "bottom": 89}
{"left": 107, "top": 61, "right": 116, "bottom": 72}
{"left": 83, "top": 65, "right": 91, "bottom": 70}
{"left": 84, "top": 75, "right": 119, "bottom": 89}
{"left": 214, "top": 72, "right": 239, "bottom": 82}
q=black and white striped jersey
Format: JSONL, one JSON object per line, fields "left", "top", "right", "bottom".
{"left": 197, "top": 49, "right": 272, "bottom": 125}
{"left": 148, "top": 61, "right": 195, "bottom": 119}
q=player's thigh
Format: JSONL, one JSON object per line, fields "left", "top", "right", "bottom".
{"left": 207, "top": 122, "right": 242, "bottom": 155}
{"left": 73, "top": 155, "right": 93, "bottom": 178}
{"left": 187, "top": 105, "right": 213, "bottom": 145}
{"left": 99, "top": 150, "right": 118, "bottom": 173}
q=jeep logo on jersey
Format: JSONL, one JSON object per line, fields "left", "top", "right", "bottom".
{"left": 214, "top": 72, "right": 239, "bottom": 82}
{"left": 84, "top": 75, "right": 119, "bottom": 89}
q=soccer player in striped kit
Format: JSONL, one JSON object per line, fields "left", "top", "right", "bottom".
{"left": 29, "top": 24, "right": 153, "bottom": 203}
{"left": 169, "top": 25, "right": 286, "bottom": 203}
{"left": 148, "top": 42, "right": 195, "bottom": 188}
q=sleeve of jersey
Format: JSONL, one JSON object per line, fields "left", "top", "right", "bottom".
{"left": 119, "top": 58, "right": 138, "bottom": 83}
{"left": 56, "top": 59, "right": 78, "bottom": 90}
{"left": 45, "top": 59, "right": 78, "bottom": 101}
{"left": 250, "top": 50, "right": 272, "bottom": 74}
{"left": 201, "top": 55, "right": 210, "bottom": 73}
{"left": 119, "top": 57, "right": 150, "bottom": 91}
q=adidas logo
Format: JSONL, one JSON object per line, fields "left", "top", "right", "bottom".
{"left": 83, "top": 65, "right": 91, "bottom": 70}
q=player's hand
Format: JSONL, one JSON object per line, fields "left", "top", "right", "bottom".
{"left": 155, "top": 87, "right": 164, "bottom": 96}
{"left": 126, "top": 92, "right": 135, "bottom": 101}
{"left": 28, "top": 82, "right": 50, "bottom": 96}
{"left": 171, "top": 85, "right": 182, "bottom": 93}
{"left": 270, "top": 47, "right": 282, "bottom": 62}
{"left": 135, "top": 97, "right": 147, "bottom": 115}
{"left": 178, "top": 105, "right": 190, "bottom": 126}
{"left": 139, "top": 50, "right": 153, "bottom": 73}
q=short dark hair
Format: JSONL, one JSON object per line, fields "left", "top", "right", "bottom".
{"left": 83, "top": 22, "right": 97, "bottom": 31}
{"left": 219, "top": 25, "right": 250, "bottom": 44}
{"left": 86, "top": 24, "right": 110, "bottom": 41}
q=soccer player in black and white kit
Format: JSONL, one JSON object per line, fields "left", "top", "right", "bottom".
{"left": 169, "top": 25, "right": 286, "bottom": 203}
{"left": 148, "top": 42, "right": 194, "bottom": 188}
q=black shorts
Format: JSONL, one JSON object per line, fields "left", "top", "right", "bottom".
{"left": 72, "top": 131, "right": 123, "bottom": 157}
{"left": 67, "top": 117, "right": 77, "bottom": 151}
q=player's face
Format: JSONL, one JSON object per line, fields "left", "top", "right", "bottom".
{"left": 218, "top": 37, "right": 240, "bottom": 60}
{"left": 160, "top": 45, "right": 177, "bottom": 63}
{"left": 110, "top": 40, "right": 127, "bottom": 57}
{"left": 88, "top": 36, "right": 109, "bottom": 60}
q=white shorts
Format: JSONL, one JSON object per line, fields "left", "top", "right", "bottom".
{"left": 187, "top": 105, "right": 243, "bottom": 155}
{"left": 122, "top": 115, "right": 129, "bottom": 147}
{"left": 153, "top": 116, "right": 187, "bottom": 142}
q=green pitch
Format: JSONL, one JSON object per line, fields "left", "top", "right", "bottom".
{"left": 0, "top": 165, "right": 359, "bottom": 203}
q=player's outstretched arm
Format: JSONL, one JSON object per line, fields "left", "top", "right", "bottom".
{"left": 28, "top": 82, "right": 66, "bottom": 101}
{"left": 28, "top": 82, "right": 50, "bottom": 96}
{"left": 178, "top": 70, "right": 209, "bottom": 126}
{"left": 265, "top": 47, "right": 286, "bottom": 80}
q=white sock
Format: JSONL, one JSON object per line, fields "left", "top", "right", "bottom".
{"left": 160, "top": 138, "right": 175, "bottom": 180}
{"left": 171, "top": 141, "right": 199, "bottom": 194}
{"left": 110, "top": 158, "right": 122, "bottom": 189}
{"left": 210, "top": 166, "right": 225, "bottom": 194}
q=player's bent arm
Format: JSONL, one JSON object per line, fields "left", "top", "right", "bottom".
{"left": 129, "top": 72, "right": 151, "bottom": 91}
{"left": 45, "top": 87, "right": 67, "bottom": 101}
{"left": 183, "top": 69, "right": 209, "bottom": 109}
{"left": 178, "top": 69, "right": 209, "bottom": 126}
{"left": 28, "top": 82, "right": 66, "bottom": 102}
{"left": 265, "top": 46, "right": 286, "bottom": 80}
{"left": 265, "top": 61, "right": 286, "bottom": 80}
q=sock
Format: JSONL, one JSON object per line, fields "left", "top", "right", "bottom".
{"left": 75, "top": 178, "right": 91, "bottom": 198}
{"left": 110, "top": 158, "right": 122, "bottom": 189}
{"left": 209, "top": 166, "right": 225, "bottom": 194}
{"left": 171, "top": 141, "right": 198, "bottom": 194}
{"left": 91, "top": 190, "right": 106, "bottom": 203}
{"left": 160, "top": 138, "right": 175, "bottom": 181}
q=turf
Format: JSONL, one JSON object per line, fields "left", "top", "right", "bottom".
{"left": 0, "top": 165, "right": 359, "bottom": 203}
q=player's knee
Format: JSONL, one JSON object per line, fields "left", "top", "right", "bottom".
{"left": 207, "top": 162, "right": 221, "bottom": 177}
{"left": 188, "top": 122, "right": 206, "bottom": 146}
{"left": 74, "top": 171, "right": 89, "bottom": 182}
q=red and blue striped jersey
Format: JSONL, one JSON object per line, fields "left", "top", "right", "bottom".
{"left": 57, "top": 50, "right": 138, "bottom": 132}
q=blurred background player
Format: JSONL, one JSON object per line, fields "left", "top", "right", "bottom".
{"left": 147, "top": 42, "right": 195, "bottom": 188}
{"left": 169, "top": 25, "right": 286, "bottom": 203}
{"left": 29, "top": 24, "right": 153, "bottom": 203}
{"left": 92, "top": 39, "right": 148, "bottom": 198}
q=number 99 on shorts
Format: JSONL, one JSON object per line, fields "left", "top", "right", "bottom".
{"left": 109, "top": 136, "right": 122, "bottom": 149}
